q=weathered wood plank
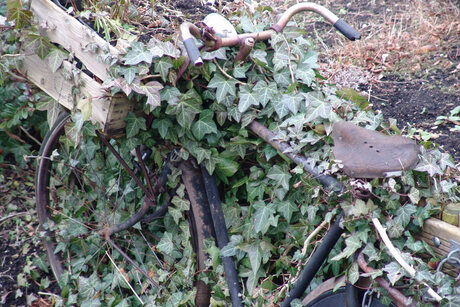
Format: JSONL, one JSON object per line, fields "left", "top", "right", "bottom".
{"left": 30, "top": 0, "right": 119, "bottom": 81}
{"left": 416, "top": 218, "right": 460, "bottom": 276}
{"left": 19, "top": 54, "right": 111, "bottom": 128}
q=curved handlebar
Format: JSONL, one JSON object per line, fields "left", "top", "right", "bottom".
{"left": 180, "top": 2, "right": 360, "bottom": 66}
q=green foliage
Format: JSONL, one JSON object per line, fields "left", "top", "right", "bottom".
{"left": 2, "top": 1, "right": 459, "bottom": 306}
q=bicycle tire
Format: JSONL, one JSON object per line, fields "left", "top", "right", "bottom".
{"left": 35, "top": 112, "right": 214, "bottom": 305}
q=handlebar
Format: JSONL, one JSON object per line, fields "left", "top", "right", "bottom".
{"left": 180, "top": 2, "right": 360, "bottom": 66}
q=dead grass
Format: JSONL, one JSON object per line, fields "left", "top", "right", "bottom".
{"left": 312, "top": 0, "right": 459, "bottom": 87}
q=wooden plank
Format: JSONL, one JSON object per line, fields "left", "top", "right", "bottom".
{"left": 19, "top": 54, "right": 111, "bottom": 127}
{"left": 416, "top": 218, "right": 460, "bottom": 276}
{"left": 30, "top": 0, "right": 119, "bottom": 81}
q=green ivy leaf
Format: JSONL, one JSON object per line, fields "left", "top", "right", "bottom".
{"left": 238, "top": 86, "right": 259, "bottom": 112}
{"left": 246, "top": 242, "right": 262, "bottom": 277}
{"left": 393, "top": 204, "right": 417, "bottom": 228}
{"left": 25, "top": 34, "right": 52, "bottom": 59}
{"left": 252, "top": 201, "right": 277, "bottom": 235}
{"left": 414, "top": 155, "right": 443, "bottom": 176}
{"left": 348, "top": 262, "right": 360, "bottom": 285}
{"left": 192, "top": 110, "right": 218, "bottom": 141}
{"left": 207, "top": 73, "right": 237, "bottom": 103}
{"left": 46, "top": 47, "right": 68, "bottom": 73}
{"left": 154, "top": 57, "right": 173, "bottom": 82}
{"left": 247, "top": 181, "right": 266, "bottom": 202}
{"left": 305, "top": 94, "right": 332, "bottom": 122}
{"left": 6, "top": 1, "right": 32, "bottom": 29}
{"left": 331, "top": 236, "right": 362, "bottom": 261}
{"left": 123, "top": 42, "right": 154, "bottom": 65}
{"left": 233, "top": 63, "right": 251, "bottom": 79}
{"left": 216, "top": 157, "right": 239, "bottom": 177}
{"left": 76, "top": 97, "right": 92, "bottom": 121}
{"left": 153, "top": 118, "right": 173, "bottom": 139}
{"left": 124, "top": 112, "right": 146, "bottom": 138}
{"left": 157, "top": 232, "right": 175, "bottom": 254}
{"left": 267, "top": 165, "right": 292, "bottom": 190}
{"left": 384, "top": 262, "right": 403, "bottom": 285}
{"left": 121, "top": 66, "right": 137, "bottom": 84}
{"left": 131, "top": 81, "right": 163, "bottom": 108}
{"left": 254, "top": 81, "right": 277, "bottom": 107}
{"left": 275, "top": 200, "right": 298, "bottom": 223}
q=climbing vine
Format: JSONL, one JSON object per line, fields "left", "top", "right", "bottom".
{"left": 2, "top": 0, "right": 459, "bottom": 306}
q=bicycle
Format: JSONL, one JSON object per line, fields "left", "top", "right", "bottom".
{"left": 34, "top": 2, "right": 453, "bottom": 306}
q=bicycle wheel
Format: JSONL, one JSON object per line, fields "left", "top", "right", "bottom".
{"left": 35, "top": 112, "right": 214, "bottom": 305}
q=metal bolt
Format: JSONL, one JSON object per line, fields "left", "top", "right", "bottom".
{"left": 433, "top": 236, "right": 441, "bottom": 248}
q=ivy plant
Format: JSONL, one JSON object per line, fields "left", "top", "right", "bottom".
{"left": 3, "top": 0, "right": 460, "bottom": 306}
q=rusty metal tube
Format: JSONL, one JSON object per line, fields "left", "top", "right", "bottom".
{"left": 248, "top": 120, "right": 343, "bottom": 193}
{"left": 271, "top": 2, "right": 339, "bottom": 33}
{"left": 235, "top": 37, "right": 255, "bottom": 62}
{"left": 357, "top": 252, "right": 416, "bottom": 307}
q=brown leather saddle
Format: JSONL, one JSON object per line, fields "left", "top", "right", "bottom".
{"left": 332, "top": 121, "right": 420, "bottom": 178}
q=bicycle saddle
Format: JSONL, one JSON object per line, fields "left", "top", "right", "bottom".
{"left": 332, "top": 121, "right": 420, "bottom": 178}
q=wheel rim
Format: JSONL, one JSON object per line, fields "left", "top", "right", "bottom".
{"left": 35, "top": 113, "right": 214, "bottom": 304}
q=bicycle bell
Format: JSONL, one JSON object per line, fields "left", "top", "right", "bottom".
{"left": 203, "top": 13, "right": 237, "bottom": 38}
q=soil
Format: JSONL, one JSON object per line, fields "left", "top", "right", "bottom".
{"left": 0, "top": 0, "right": 459, "bottom": 305}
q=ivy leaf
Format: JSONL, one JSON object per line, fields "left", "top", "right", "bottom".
{"left": 273, "top": 97, "right": 290, "bottom": 119}
{"left": 161, "top": 86, "right": 181, "bottom": 104}
{"left": 408, "top": 187, "right": 420, "bottom": 204}
{"left": 25, "top": 34, "right": 52, "bottom": 59}
{"left": 121, "top": 66, "right": 138, "bottom": 84}
{"left": 281, "top": 93, "right": 302, "bottom": 115}
{"left": 275, "top": 200, "right": 298, "bottom": 223}
{"left": 246, "top": 243, "right": 262, "bottom": 277}
{"left": 251, "top": 49, "right": 268, "bottom": 66}
{"left": 124, "top": 112, "right": 146, "bottom": 138}
{"left": 192, "top": 110, "right": 218, "bottom": 141}
{"left": 154, "top": 57, "right": 173, "bottom": 82}
{"left": 393, "top": 204, "right": 417, "bottom": 228}
{"left": 152, "top": 118, "right": 173, "bottom": 139}
{"left": 252, "top": 201, "right": 277, "bottom": 234}
{"left": 238, "top": 86, "right": 259, "bottom": 112}
{"left": 254, "top": 81, "right": 277, "bottom": 107}
{"left": 305, "top": 94, "right": 332, "bottom": 122}
{"left": 439, "top": 153, "right": 455, "bottom": 170}
{"left": 267, "top": 165, "right": 291, "bottom": 190}
{"left": 348, "top": 262, "right": 360, "bottom": 285}
{"left": 331, "top": 236, "right": 362, "bottom": 261}
{"left": 296, "top": 51, "right": 319, "bottom": 85}
{"left": 247, "top": 181, "right": 266, "bottom": 202}
{"left": 157, "top": 232, "right": 175, "bottom": 255}
{"left": 207, "top": 73, "right": 237, "bottom": 103}
{"left": 216, "top": 157, "right": 239, "bottom": 177}
{"left": 384, "top": 262, "right": 403, "bottom": 285}
{"left": 6, "top": 2, "right": 32, "bottom": 28}
{"left": 46, "top": 47, "right": 68, "bottom": 73}
{"left": 77, "top": 97, "right": 92, "bottom": 121}
{"left": 131, "top": 81, "right": 163, "bottom": 108}
{"left": 123, "top": 42, "right": 153, "bottom": 65}
{"left": 414, "top": 155, "right": 443, "bottom": 176}
{"left": 295, "top": 64, "right": 315, "bottom": 86}
{"left": 195, "top": 147, "right": 212, "bottom": 164}
{"left": 233, "top": 63, "right": 251, "bottom": 79}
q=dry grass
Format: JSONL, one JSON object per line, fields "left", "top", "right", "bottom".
{"left": 304, "top": 0, "right": 460, "bottom": 89}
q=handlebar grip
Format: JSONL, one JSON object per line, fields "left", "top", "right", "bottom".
{"left": 333, "top": 19, "right": 361, "bottom": 41}
{"left": 183, "top": 38, "right": 204, "bottom": 67}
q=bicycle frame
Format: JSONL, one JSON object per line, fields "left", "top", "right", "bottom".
{"left": 178, "top": 3, "right": 362, "bottom": 306}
